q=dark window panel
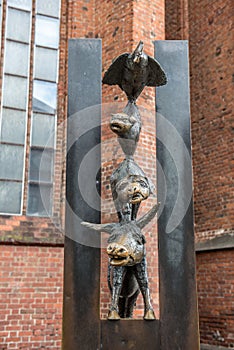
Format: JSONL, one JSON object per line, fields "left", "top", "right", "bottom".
{"left": 35, "top": 15, "right": 60, "bottom": 49}
{"left": 0, "top": 180, "right": 22, "bottom": 214}
{"left": 1, "top": 108, "right": 26, "bottom": 145}
{"left": 5, "top": 41, "right": 29, "bottom": 77}
{"left": 6, "top": 8, "right": 31, "bottom": 43}
{"left": 32, "top": 80, "right": 57, "bottom": 114}
{"left": 34, "top": 47, "right": 58, "bottom": 82}
{"left": 0, "top": 144, "right": 24, "bottom": 180}
{"left": 27, "top": 183, "right": 52, "bottom": 216}
{"left": 36, "top": 0, "right": 60, "bottom": 18}
{"left": 31, "top": 113, "right": 55, "bottom": 148}
{"left": 3, "top": 75, "right": 28, "bottom": 110}
{"left": 29, "top": 148, "right": 54, "bottom": 182}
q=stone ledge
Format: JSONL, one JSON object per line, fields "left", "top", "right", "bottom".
{"left": 196, "top": 233, "right": 234, "bottom": 252}
{"left": 0, "top": 232, "right": 64, "bottom": 246}
{"left": 201, "top": 344, "right": 233, "bottom": 350}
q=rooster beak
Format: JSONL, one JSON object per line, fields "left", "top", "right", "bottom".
{"left": 133, "top": 55, "right": 141, "bottom": 63}
{"left": 133, "top": 41, "right": 143, "bottom": 63}
{"left": 134, "top": 41, "right": 144, "bottom": 53}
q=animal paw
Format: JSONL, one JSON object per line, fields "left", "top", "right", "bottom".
{"left": 108, "top": 310, "right": 120, "bottom": 320}
{"left": 144, "top": 309, "right": 156, "bottom": 320}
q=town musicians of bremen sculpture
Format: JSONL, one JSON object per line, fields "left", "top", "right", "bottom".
{"left": 82, "top": 41, "right": 167, "bottom": 320}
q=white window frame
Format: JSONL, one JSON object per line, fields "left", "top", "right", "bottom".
{"left": 0, "top": 2, "right": 32, "bottom": 215}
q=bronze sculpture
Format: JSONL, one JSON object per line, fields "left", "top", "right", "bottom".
{"left": 82, "top": 41, "right": 167, "bottom": 320}
{"left": 110, "top": 102, "right": 141, "bottom": 156}
{"left": 82, "top": 203, "right": 160, "bottom": 320}
{"left": 110, "top": 158, "right": 154, "bottom": 221}
{"left": 103, "top": 41, "right": 167, "bottom": 102}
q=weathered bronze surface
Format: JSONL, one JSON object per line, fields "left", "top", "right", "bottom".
{"left": 82, "top": 203, "right": 159, "bottom": 319}
{"left": 110, "top": 102, "right": 141, "bottom": 156}
{"left": 110, "top": 112, "right": 141, "bottom": 141}
{"left": 110, "top": 158, "right": 154, "bottom": 221}
{"left": 103, "top": 41, "right": 167, "bottom": 102}
{"left": 81, "top": 41, "right": 166, "bottom": 320}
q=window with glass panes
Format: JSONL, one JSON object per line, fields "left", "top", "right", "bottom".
{"left": 0, "top": 0, "right": 61, "bottom": 216}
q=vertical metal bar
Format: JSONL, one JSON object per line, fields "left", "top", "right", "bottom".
{"left": 155, "top": 40, "right": 200, "bottom": 350}
{"left": 63, "top": 39, "right": 102, "bottom": 350}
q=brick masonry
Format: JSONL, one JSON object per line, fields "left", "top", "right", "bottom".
{"left": 0, "top": 246, "right": 63, "bottom": 350}
{"left": 165, "top": 0, "right": 233, "bottom": 347}
{"left": 188, "top": 0, "right": 233, "bottom": 239}
{"left": 0, "top": 0, "right": 233, "bottom": 347}
{"left": 187, "top": 0, "right": 234, "bottom": 346}
{"left": 165, "top": 0, "right": 233, "bottom": 240}
{"left": 197, "top": 250, "right": 234, "bottom": 348}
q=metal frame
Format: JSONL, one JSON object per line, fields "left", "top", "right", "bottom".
{"left": 63, "top": 38, "right": 199, "bottom": 350}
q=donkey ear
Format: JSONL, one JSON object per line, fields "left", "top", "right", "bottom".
{"left": 136, "top": 203, "right": 160, "bottom": 229}
{"left": 81, "top": 221, "right": 115, "bottom": 234}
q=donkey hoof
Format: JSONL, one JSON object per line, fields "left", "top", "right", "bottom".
{"left": 144, "top": 309, "right": 156, "bottom": 320}
{"left": 108, "top": 310, "right": 120, "bottom": 320}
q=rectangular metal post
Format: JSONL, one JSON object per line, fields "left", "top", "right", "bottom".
{"left": 101, "top": 320, "right": 160, "bottom": 349}
{"left": 63, "top": 39, "right": 102, "bottom": 350}
{"left": 155, "top": 41, "right": 200, "bottom": 350}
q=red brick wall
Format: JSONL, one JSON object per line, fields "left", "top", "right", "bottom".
{"left": 188, "top": 0, "right": 233, "bottom": 241}
{"left": 0, "top": 245, "right": 63, "bottom": 349}
{"left": 165, "top": 0, "right": 189, "bottom": 40}
{"left": 166, "top": 1, "right": 233, "bottom": 348}
{"left": 67, "top": 0, "right": 96, "bottom": 38}
{"left": 166, "top": 0, "right": 233, "bottom": 241}
{"left": 196, "top": 250, "right": 234, "bottom": 347}
{"left": 189, "top": 0, "right": 233, "bottom": 333}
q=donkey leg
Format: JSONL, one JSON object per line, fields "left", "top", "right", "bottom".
{"left": 108, "top": 266, "right": 126, "bottom": 320}
{"left": 134, "top": 257, "right": 155, "bottom": 320}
